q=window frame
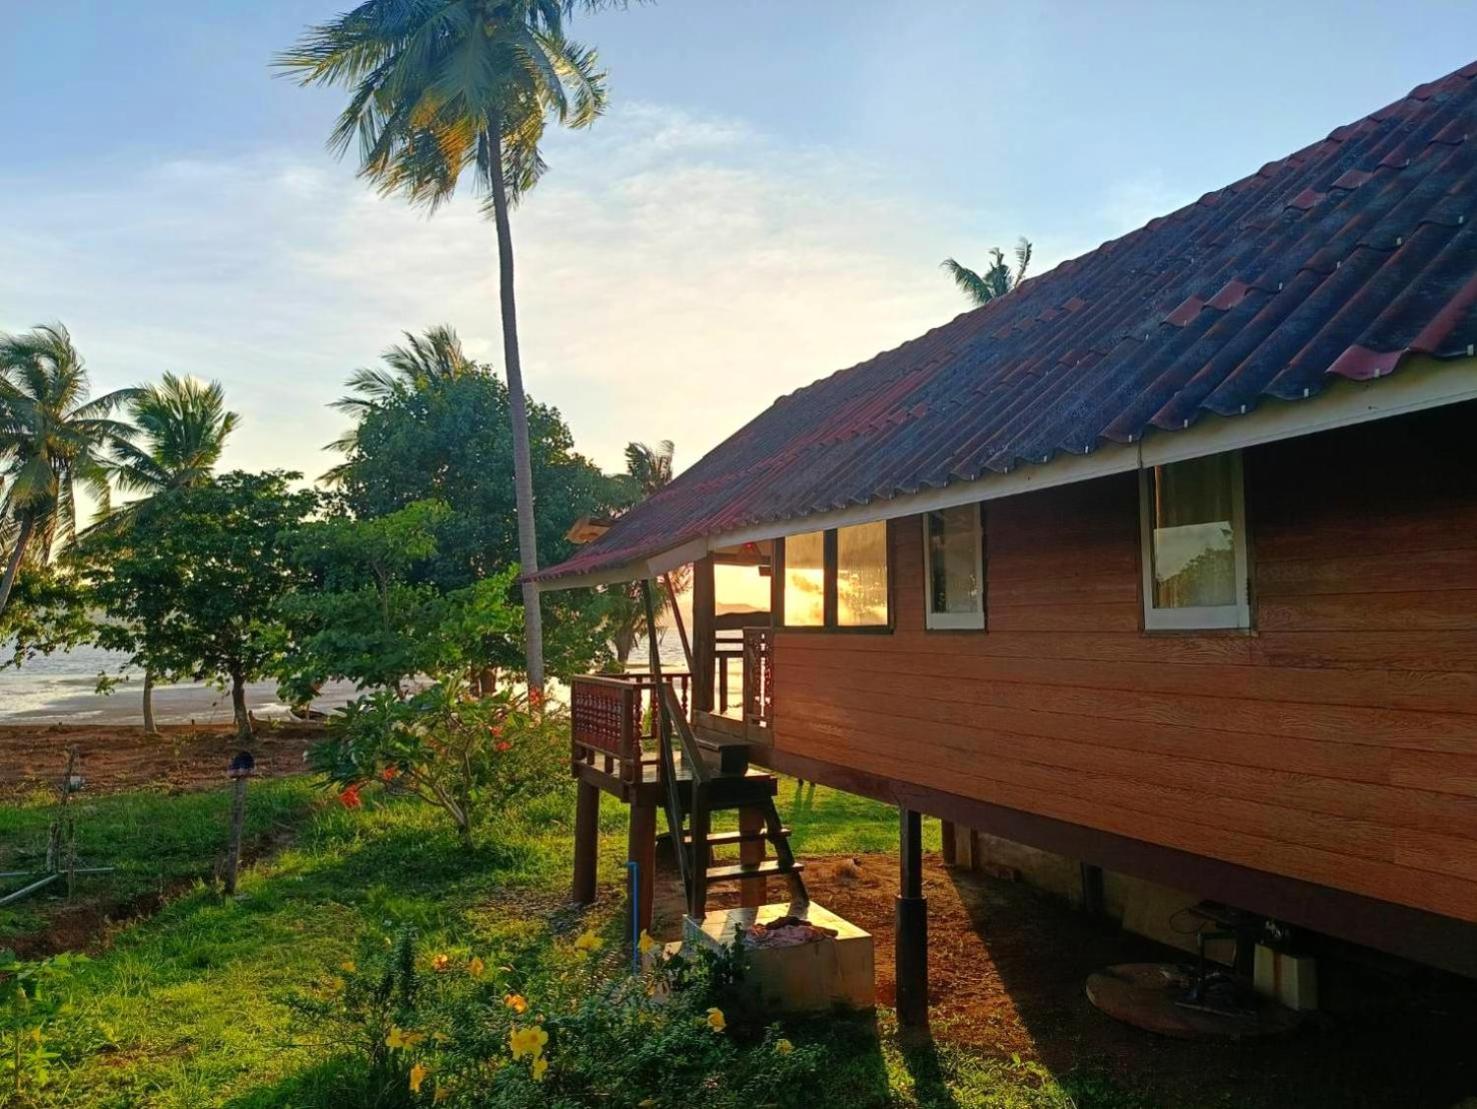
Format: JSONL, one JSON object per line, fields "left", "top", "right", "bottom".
{"left": 1137, "top": 451, "right": 1252, "bottom": 632}
{"left": 773, "top": 522, "right": 893, "bottom": 633}
{"left": 922, "top": 503, "right": 987, "bottom": 631}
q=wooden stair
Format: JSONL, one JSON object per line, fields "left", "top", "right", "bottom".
{"left": 651, "top": 680, "right": 807, "bottom": 920}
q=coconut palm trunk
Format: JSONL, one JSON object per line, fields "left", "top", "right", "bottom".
{"left": 488, "top": 117, "right": 546, "bottom": 695}
{"left": 0, "top": 515, "right": 37, "bottom": 618}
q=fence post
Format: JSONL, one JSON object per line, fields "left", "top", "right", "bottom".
{"left": 224, "top": 751, "right": 255, "bottom": 896}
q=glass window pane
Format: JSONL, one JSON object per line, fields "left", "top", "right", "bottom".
{"left": 837, "top": 521, "right": 889, "bottom": 627}
{"left": 783, "top": 531, "right": 826, "bottom": 626}
{"left": 1150, "top": 455, "right": 1238, "bottom": 609}
{"left": 927, "top": 505, "right": 981, "bottom": 615}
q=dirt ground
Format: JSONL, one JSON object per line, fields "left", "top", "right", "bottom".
{"left": 656, "top": 854, "right": 1477, "bottom": 1108}
{"left": 0, "top": 721, "right": 323, "bottom": 801}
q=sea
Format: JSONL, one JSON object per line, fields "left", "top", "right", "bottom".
{"left": 0, "top": 634, "right": 689, "bottom": 724}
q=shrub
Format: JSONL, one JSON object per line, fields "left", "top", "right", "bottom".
{"left": 293, "top": 928, "right": 823, "bottom": 1108}
{"left": 0, "top": 951, "right": 85, "bottom": 1103}
{"left": 309, "top": 680, "right": 567, "bottom": 846}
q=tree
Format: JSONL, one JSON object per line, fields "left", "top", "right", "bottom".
{"left": 0, "top": 324, "right": 136, "bottom": 617}
{"left": 280, "top": 499, "right": 471, "bottom": 699}
{"left": 280, "top": 0, "right": 616, "bottom": 696}
{"left": 941, "top": 237, "right": 1033, "bottom": 306}
{"left": 326, "top": 327, "right": 627, "bottom": 680}
{"left": 82, "top": 471, "right": 317, "bottom": 740}
{"left": 86, "top": 373, "right": 239, "bottom": 732}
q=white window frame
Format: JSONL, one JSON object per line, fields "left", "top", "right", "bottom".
{"left": 1138, "top": 451, "right": 1251, "bottom": 632}
{"left": 922, "top": 503, "right": 986, "bottom": 631}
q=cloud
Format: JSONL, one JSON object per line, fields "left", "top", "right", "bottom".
{"left": 0, "top": 101, "right": 1037, "bottom": 489}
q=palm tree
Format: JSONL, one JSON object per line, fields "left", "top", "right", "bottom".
{"left": 323, "top": 325, "right": 480, "bottom": 485}
{"left": 0, "top": 325, "right": 136, "bottom": 618}
{"left": 88, "top": 373, "right": 239, "bottom": 732}
{"left": 608, "top": 440, "right": 690, "bottom": 667}
{"left": 942, "top": 237, "right": 1034, "bottom": 306}
{"left": 279, "top": 1, "right": 613, "bottom": 696}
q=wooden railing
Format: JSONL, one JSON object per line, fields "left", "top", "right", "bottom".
{"left": 570, "top": 672, "right": 692, "bottom": 783}
{"left": 742, "top": 627, "right": 772, "bottom": 731}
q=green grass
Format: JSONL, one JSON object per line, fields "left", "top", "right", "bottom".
{"left": 0, "top": 776, "right": 1132, "bottom": 1108}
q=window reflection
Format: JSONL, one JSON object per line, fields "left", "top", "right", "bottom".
{"left": 783, "top": 530, "right": 825, "bottom": 626}
{"left": 837, "top": 521, "right": 889, "bottom": 626}
{"left": 1150, "top": 455, "right": 1238, "bottom": 609}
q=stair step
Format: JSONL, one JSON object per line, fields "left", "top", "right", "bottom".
{"left": 705, "top": 860, "right": 806, "bottom": 883}
{"left": 680, "top": 826, "right": 790, "bottom": 847}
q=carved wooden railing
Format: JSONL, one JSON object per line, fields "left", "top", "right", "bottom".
{"left": 742, "top": 627, "right": 772, "bottom": 731}
{"left": 570, "top": 672, "right": 691, "bottom": 783}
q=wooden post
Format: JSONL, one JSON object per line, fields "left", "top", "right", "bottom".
{"left": 687, "top": 782, "right": 711, "bottom": 920}
{"left": 895, "top": 806, "right": 928, "bottom": 1027}
{"left": 692, "top": 556, "right": 715, "bottom": 714}
{"left": 940, "top": 820, "right": 957, "bottom": 867}
{"left": 223, "top": 752, "right": 254, "bottom": 896}
{"left": 739, "top": 806, "right": 766, "bottom": 908}
{"left": 628, "top": 801, "right": 657, "bottom": 933}
{"left": 572, "top": 779, "right": 600, "bottom": 904}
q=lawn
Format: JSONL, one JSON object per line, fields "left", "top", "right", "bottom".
{"left": 0, "top": 773, "right": 1132, "bottom": 1108}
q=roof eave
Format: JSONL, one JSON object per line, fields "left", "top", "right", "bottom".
{"left": 535, "top": 354, "right": 1477, "bottom": 592}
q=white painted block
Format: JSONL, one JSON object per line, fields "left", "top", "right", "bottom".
{"left": 683, "top": 901, "right": 875, "bottom": 1013}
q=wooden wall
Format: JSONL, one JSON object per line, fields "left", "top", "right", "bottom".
{"left": 769, "top": 401, "right": 1477, "bottom": 924}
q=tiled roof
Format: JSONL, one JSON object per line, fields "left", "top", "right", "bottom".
{"left": 538, "top": 60, "right": 1477, "bottom": 583}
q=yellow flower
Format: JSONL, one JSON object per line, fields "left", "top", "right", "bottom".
{"left": 409, "top": 1063, "right": 429, "bottom": 1093}
{"left": 775, "top": 1037, "right": 794, "bottom": 1055}
{"left": 340, "top": 960, "right": 357, "bottom": 973}
{"left": 573, "top": 930, "right": 603, "bottom": 954}
{"left": 531, "top": 1055, "right": 549, "bottom": 1082}
{"left": 433, "top": 1084, "right": 451, "bottom": 1103}
{"left": 508, "top": 1025, "right": 548, "bottom": 1060}
{"left": 468, "top": 956, "right": 485, "bottom": 978}
{"left": 431, "top": 953, "right": 450, "bottom": 973}
{"left": 503, "top": 993, "right": 528, "bottom": 1014}
{"left": 705, "top": 1007, "right": 726, "bottom": 1034}
{"left": 637, "top": 930, "right": 658, "bottom": 956}
{"left": 386, "top": 1026, "right": 426, "bottom": 1050}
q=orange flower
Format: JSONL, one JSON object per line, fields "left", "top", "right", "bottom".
{"left": 503, "top": 993, "right": 528, "bottom": 1014}
{"left": 431, "top": 953, "right": 450, "bottom": 973}
{"left": 409, "top": 1062, "right": 429, "bottom": 1093}
{"left": 495, "top": 741, "right": 511, "bottom": 753}
{"left": 381, "top": 766, "right": 399, "bottom": 782}
{"left": 339, "top": 785, "right": 362, "bottom": 809}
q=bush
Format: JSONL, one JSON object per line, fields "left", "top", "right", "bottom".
{"left": 309, "top": 681, "right": 567, "bottom": 846}
{"left": 291, "top": 928, "right": 823, "bottom": 1108}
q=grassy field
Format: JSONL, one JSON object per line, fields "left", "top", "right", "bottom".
{"left": 0, "top": 774, "right": 1143, "bottom": 1108}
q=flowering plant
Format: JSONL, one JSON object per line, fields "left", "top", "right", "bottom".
{"left": 310, "top": 678, "right": 566, "bottom": 846}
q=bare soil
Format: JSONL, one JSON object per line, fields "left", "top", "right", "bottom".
{"left": 655, "top": 853, "right": 1477, "bottom": 1108}
{"left": 0, "top": 721, "right": 324, "bottom": 800}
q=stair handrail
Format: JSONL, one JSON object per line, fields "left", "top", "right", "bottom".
{"left": 642, "top": 580, "right": 690, "bottom": 893}
{"left": 660, "top": 684, "right": 710, "bottom": 784}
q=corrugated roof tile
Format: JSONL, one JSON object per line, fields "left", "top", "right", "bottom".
{"left": 536, "top": 60, "right": 1477, "bottom": 583}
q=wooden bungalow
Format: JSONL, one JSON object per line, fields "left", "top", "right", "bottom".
{"left": 535, "top": 61, "right": 1477, "bottom": 1016}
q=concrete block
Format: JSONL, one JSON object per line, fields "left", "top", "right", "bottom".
{"left": 1254, "top": 944, "right": 1318, "bottom": 1011}
{"left": 683, "top": 901, "right": 875, "bottom": 1013}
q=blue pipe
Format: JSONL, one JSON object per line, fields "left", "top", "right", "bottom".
{"left": 626, "top": 859, "right": 641, "bottom": 971}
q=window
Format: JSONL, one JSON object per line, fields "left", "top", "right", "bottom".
{"left": 782, "top": 530, "right": 826, "bottom": 627}
{"left": 923, "top": 503, "right": 985, "bottom": 630}
{"left": 778, "top": 523, "right": 891, "bottom": 630}
{"left": 837, "top": 521, "right": 889, "bottom": 627}
{"left": 1139, "top": 452, "right": 1250, "bottom": 630}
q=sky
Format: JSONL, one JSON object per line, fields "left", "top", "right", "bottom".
{"left": 4, "top": 1, "right": 1477, "bottom": 499}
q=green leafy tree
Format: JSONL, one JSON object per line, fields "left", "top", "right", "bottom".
{"left": 0, "top": 324, "right": 136, "bottom": 617}
{"left": 82, "top": 471, "right": 317, "bottom": 739}
{"left": 280, "top": 0, "right": 617, "bottom": 697}
{"left": 941, "top": 237, "right": 1033, "bottom": 306}
{"left": 280, "top": 499, "right": 469, "bottom": 699}
{"left": 84, "top": 373, "right": 239, "bottom": 731}
{"left": 325, "top": 328, "right": 626, "bottom": 680}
